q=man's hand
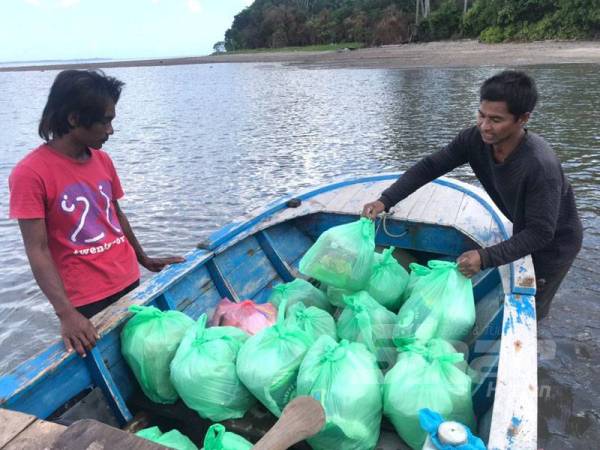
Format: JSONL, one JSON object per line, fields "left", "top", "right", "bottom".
{"left": 140, "top": 255, "right": 185, "bottom": 272}
{"left": 456, "top": 250, "right": 482, "bottom": 278}
{"left": 361, "top": 200, "right": 386, "bottom": 220}
{"left": 59, "top": 309, "right": 99, "bottom": 357}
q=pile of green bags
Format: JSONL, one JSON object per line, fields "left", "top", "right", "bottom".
{"left": 121, "top": 305, "right": 194, "bottom": 403}
{"left": 169, "top": 314, "right": 255, "bottom": 421}
{"left": 297, "top": 336, "right": 383, "bottom": 450}
{"left": 299, "top": 218, "right": 375, "bottom": 291}
{"left": 383, "top": 338, "right": 476, "bottom": 449}
{"left": 395, "top": 260, "right": 476, "bottom": 345}
{"left": 284, "top": 302, "right": 337, "bottom": 342}
{"left": 236, "top": 299, "right": 313, "bottom": 416}
{"left": 268, "top": 278, "right": 332, "bottom": 313}
{"left": 201, "top": 424, "right": 252, "bottom": 450}
{"left": 337, "top": 291, "right": 397, "bottom": 371}
{"left": 136, "top": 426, "right": 198, "bottom": 450}
{"left": 366, "top": 247, "right": 409, "bottom": 311}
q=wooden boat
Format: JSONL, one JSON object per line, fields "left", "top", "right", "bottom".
{"left": 0, "top": 174, "right": 538, "bottom": 449}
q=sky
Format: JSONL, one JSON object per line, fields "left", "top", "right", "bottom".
{"left": 0, "top": 0, "right": 254, "bottom": 62}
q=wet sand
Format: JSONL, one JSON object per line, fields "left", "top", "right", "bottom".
{"left": 1, "top": 39, "right": 599, "bottom": 72}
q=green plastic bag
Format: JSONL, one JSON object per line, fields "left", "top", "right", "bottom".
{"left": 366, "top": 247, "right": 409, "bottom": 311}
{"left": 325, "top": 285, "right": 356, "bottom": 308}
{"left": 236, "top": 299, "right": 313, "bottom": 416}
{"left": 297, "top": 336, "right": 383, "bottom": 450}
{"left": 383, "top": 339, "right": 475, "bottom": 450}
{"left": 394, "top": 260, "right": 475, "bottom": 345}
{"left": 285, "top": 302, "right": 337, "bottom": 342}
{"left": 201, "top": 424, "right": 252, "bottom": 450}
{"left": 299, "top": 218, "right": 375, "bottom": 291}
{"left": 170, "top": 314, "right": 256, "bottom": 421}
{"left": 402, "top": 263, "right": 432, "bottom": 302}
{"left": 136, "top": 426, "right": 198, "bottom": 450}
{"left": 121, "top": 305, "right": 194, "bottom": 403}
{"left": 337, "top": 291, "right": 398, "bottom": 371}
{"left": 269, "top": 278, "right": 333, "bottom": 313}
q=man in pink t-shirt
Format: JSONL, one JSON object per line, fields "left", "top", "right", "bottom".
{"left": 9, "top": 70, "right": 184, "bottom": 357}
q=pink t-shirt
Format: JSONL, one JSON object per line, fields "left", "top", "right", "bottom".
{"left": 9, "top": 144, "right": 140, "bottom": 307}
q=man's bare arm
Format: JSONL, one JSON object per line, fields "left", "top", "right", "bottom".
{"left": 18, "top": 219, "right": 98, "bottom": 356}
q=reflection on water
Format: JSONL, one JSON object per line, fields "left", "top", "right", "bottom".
{"left": 0, "top": 63, "right": 598, "bottom": 448}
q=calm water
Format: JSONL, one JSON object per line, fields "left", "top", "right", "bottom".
{"left": 0, "top": 63, "right": 598, "bottom": 448}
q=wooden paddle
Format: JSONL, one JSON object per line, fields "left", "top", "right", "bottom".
{"left": 252, "top": 396, "right": 325, "bottom": 450}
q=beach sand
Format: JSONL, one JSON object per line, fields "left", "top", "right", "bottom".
{"left": 2, "top": 39, "right": 599, "bottom": 72}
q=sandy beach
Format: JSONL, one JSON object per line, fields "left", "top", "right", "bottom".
{"left": 2, "top": 39, "right": 599, "bottom": 72}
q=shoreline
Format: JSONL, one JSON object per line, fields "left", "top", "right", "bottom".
{"left": 1, "top": 40, "right": 599, "bottom": 72}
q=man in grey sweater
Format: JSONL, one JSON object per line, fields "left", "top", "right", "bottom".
{"left": 362, "top": 70, "right": 582, "bottom": 320}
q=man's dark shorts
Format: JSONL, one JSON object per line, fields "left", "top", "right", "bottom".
{"left": 76, "top": 280, "right": 140, "bottom": 319}
{"left": 535, "top": 262, "right": 575, "bottom": 321}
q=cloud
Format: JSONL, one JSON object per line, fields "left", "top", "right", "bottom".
{"left": 187, "top": 0, "right": 201, "bottom": 14}
{"left": 24, "top": 0, "right": 42, "bottom": 6}
{"left": 58, "top": 0, "right": 80, "bottom": 7}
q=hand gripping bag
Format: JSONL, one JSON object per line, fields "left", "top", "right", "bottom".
{"left": 299, "top": 218, "right": 375, "bottom": 291}
{"left": 366, "top": 247, "right": 409, "bottom": 311}
{"left": 383, "top": 339, "right": 476, "bottom": 449}
{"left": 121, "top": 305, "right": 194, "bottom": 403}
{"left": 170, "top": 314, "right": 256, "bottom": 421}
{"left": 201, "top": 424, "right": 252, "bottom": 450}
{"left": 136, "top": 426, "right": 198, "bottom": 450}
{"left": 210, "top": 298, "right": 276, "bottom": 335}
{"left": 284, "top": 302, "right": 337, "bottom": 342}
{"left": 394, "top": 260, "right": 475, "bottom": 345}
{"left": 236, "top": 299, "right": 313, "bottom": 416}
{"left": 297, "top": 336, "right": 383, "bottom": 450}
{"left": 336, "top": 291, "right": 398, "bottom": 371}
{"left": 268, "top": 278, "right": 333, "bottom": 313}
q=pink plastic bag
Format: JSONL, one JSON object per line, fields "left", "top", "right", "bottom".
{"left": 210, "top": 298, "right": 277, "bottom": 335}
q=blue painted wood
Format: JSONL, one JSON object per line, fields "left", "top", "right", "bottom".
{"left": 256, "top": 230, "right": 294, "bottom": 282}
{"left": 85, "top": 347, "right": 132, "bottom": 425}
{"left": 472, "top": 268, "right": 501, "bottom": 303}
{"left": 262, "top": 222, "right": 313, "bottom": 267}
{"left": 205, "top": 258, "right": 238, "bottom": 301}
{"left": 471, "top": 353, "right": 500, "bottom": 418}
{"left": 0, "top": 346, "right": 92, "bottom": 418}
{"left": 154, "top": 292, "right": 176, "bottom": 310}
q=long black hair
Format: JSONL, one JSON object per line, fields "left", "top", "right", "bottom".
{"left": 38, "top": 69, "right": 124, "bottom": 141}
{"left": 480, "top": 70, "right": 538, "bottom": 119}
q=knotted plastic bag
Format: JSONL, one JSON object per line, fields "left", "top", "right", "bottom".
{"left": 170, "top": 314, "right": 256, "bottom": 421}
{"left": 285, "top": 302, "right": 337, "bottom": 342}
{"left": 269, "top": 278, "right": 333, "bottom": 313}
{"left": 325, "top": 285, "right": 356, "bottom": 308}
{"left": 383, "top": 339, "right": 476, "bottom": 450}
{"left": 402, "top": 263, "right": 432, "bottom": 302}
{"left": 201, "top": 424, "right": 252, "bottom": 450}
{"left": 236, "top": 299, "right": 313, "bottom": 416}
{"left": 394, "top": 260, "right": 475, "bottom": 345}
{"left": 299, "top": 218, "right": 375, "bottom": 291}
{"left": 419, "top": 408, "right": 486, "bottom": 450}
{"left": 366, "top": 247, "right": 409, "bottom": 311}
{"left": 337, "top": 291, "right": 398, "bottom": 371}
{"left": 121, "top": 305, "right": 194, "bottom": 403}
{"left": 210, "top": 298, "right": 276, "bottom": 335}
{"left": 297, "top": 336, "right": 383, "bottom": 450}
{"left": 136, "top": 426, "right": 198, "bottom": 450}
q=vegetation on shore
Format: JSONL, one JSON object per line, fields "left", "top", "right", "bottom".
{"left": 216, "top": 0, "right": 599, "bottom": 52}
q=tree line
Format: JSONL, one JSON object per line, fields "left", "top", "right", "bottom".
{"left": 219, "top": 0, "right": 599, "bottom": 51}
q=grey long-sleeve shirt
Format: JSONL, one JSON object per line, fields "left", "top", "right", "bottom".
{"left": 378, "top": 126, "right": 583, "bottom": 274}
